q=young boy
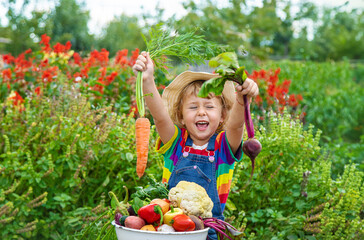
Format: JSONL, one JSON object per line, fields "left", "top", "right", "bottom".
{"left": 133, "top": 51, "right": 258, "bottom": 239}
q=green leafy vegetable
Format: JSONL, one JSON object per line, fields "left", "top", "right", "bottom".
{"left": 136, "top": 23, "right": 224, "bottom": 117}
{"left": 198, "top": 52, "right": 247, "bottom": 98}
{"left": 198, "top": 51, "right": 262, "bottom": 183}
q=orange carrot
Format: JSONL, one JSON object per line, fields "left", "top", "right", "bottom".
{"left": 135, "top": 117, "right": 151, "bottom": 178}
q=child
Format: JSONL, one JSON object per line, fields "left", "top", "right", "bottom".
{"left": 133, "top": 52, "right": 258, "bottom": 239}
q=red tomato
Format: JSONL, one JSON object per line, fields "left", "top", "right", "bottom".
{"left": 172, "top": 214, "right": 195, "bottom": 231}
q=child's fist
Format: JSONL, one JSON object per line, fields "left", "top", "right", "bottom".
{"left": 132, "top": 52, "right": 154, "bottom": 81}
{"left": 235, "top": 78, "right": 259, "bottom": 103}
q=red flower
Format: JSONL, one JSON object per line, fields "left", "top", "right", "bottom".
{"left": 53, "top": 42, "right": 65, "bottom": 53}
{"left": 40, "top": 59, "right": 49, "bottom": 68}
{"left": 80, "top": 66, "right": 89, "bottom": 79}
{"left": 259, "top": 69, "right": 266, "bottom": 79}
{"left": 7, "top": 91, "right": 25, "bottom": 111}
{"left": 288, "top": 94, "right": 298, "bottom": 107}
{"left": 42, "top": 66, "right": 59, "bottom": 83}
{"left": 281, "top": 79, "right": 291, "bottom": 94}
{"left": 98, "top": 67, "right": 107, "bottom": 78}
{"left": 275, "top": 67, "right": 281, "bottom": 76}
{"left": 268, "top": 74, "right": 278, "bottom": 85}
{"left": 129, "top": 100, "right": 138, "bottom": 117}
{"left": 40, "top": 34, "right": 51, "bottom": 52}
{"left": 129, "top": 48, "right": 140, "bottom": 66}
{"left": 73, "top": 52, "right": 82, "bottom": 65}
{"left": 53, "top": 41, "right": 72, "bottom": 53}
{"left": 92, "top": 79, "right": 105, "bottom": 95}
{"left": 157, "top": 84, "right": 166, "bottom": 90}
{"left": 267, "top": 84, "right": 275, "bottom": 97}
{"left": 105, "top": 71, "right": 118, "bottom": 85}
{"left": 89, "top": 49, "right": 109, "bottom": 67}
{"left": 266, "top": 96, "right": 275, "bottom": 106}
{"left": 115, "top": 49, "right": 128, "bottom": 66}
{"left": 2, "top": 68, "right": 12, "bottom": 80}
{"left": 278, "top": 106, "right": 285, "bottom": 113}
{"left": 35, "top": 86, "right": 42, "bottom": 96}
{"left": 2, "top": 54, "right": 15, "bottom": 64}
{"left": 65, "top": 41, "right": 72, "bottom": 51}
{"left": 255, "top": 95, "right": 263, "bottom": 106}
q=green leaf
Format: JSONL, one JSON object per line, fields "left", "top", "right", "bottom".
{"left": 197, "top": 77, "right": 226, "bottom": 98}
{"left": 208, "top": 52, "right": 239, "bottom": 69}
{"left": 102, "top": 175, "right": 110, "bottom": 187}
{"left": 108, "top": 191, "right": 120, "bottom": 210}
{"left": 132, "top": 197, "right": 144, "bottom": 213}
{"left": 225, "top": 198, "right": 237, "bottom": 211}
{"left": 295, "top": 200, "right": 306, "bottom": 210}
{"left": 198, "top": 51, "right": 247, "bottom": 98}
{"left": 287, "top": 234, "right": 298, "bottom": 240}
{"left": 126, "top": 152, "right": 133, "bottom": 162}
{"left": 305, "top": 236, "right": 317, "bottom": 240}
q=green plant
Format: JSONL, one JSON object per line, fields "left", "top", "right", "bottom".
{"left": 0, "top": 78, "right": 163, "bottom": 239}
{"left": 223, "top": 110, "right": 363, "bottom": 239}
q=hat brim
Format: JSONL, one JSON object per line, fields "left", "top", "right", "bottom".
{"left": 162, "top": 71, "right": 236, "bottom": 118}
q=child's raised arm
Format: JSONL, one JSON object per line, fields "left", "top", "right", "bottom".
{"left": 132, "top": 52, "right": 175, "bottom": 144}
{"left": 225, "top": 78, "right": 259, "bottom": 153}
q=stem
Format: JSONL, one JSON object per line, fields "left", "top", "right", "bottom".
{"left": 136, "top": 71, "right": 145, "bottom": 117}
{"left": 122, "top": 185, "right": 129, "bottom": 204}
{"left": 154, "top": 205, "right": 164, "bottom": 226}
{"left": 243, "top": 95, "right": 254, "bottom": 138}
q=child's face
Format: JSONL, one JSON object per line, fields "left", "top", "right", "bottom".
{"left": 181, "top": 94, "right": 224, "bottom": 146}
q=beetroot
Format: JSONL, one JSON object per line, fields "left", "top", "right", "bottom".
{"left": 243, "top": 138, "right": 262, "bottom": 161}
{"left": 242, "top": 95, "right": 262, "bottom": 178}
{"left": 115, "top": 212, "right": 123, "bottom": 226}
{"left": 197, "top": 52, "right": 262, "bottom": 178}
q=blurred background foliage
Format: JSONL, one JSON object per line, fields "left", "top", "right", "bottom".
{"left": 0, "top": 0, "right": 363, "bottom": 61}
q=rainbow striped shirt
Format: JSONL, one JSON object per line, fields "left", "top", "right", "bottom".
{"left": 155, "top": 125, "right": 243, "bottom": 211}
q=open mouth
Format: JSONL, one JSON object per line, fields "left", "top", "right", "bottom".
{"left": 196, "top": 121, "right": 209, "bottom": 131}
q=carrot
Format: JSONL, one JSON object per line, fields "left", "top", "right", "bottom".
{"left": 135, "top": 117, "right": 151, "bottom": 178}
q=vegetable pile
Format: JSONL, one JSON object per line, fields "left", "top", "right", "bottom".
{"left": 111, "top": 180, "right": 243, "bottom": 239}
{"left": 198, "top": 52, "right": 262, "bottom": 179}
{"left": 134, "top": 24, "right": 222, "bottom": 178}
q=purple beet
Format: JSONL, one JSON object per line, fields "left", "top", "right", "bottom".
{"left": 115, "top": 212, "right": 123, "bottom": 226}
{"left": 242, "top": 95, "right": 262, "bottom": 178}
{"left": 243, "top": 138, "right": 262, "bottom": 160}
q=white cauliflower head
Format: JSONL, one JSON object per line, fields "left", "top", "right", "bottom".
{"left": 168, "top": 181, "right": 213, "bottom": 218}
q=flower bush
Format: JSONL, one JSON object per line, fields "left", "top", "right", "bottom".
{"left": 1, "top": 34, "right": 141, "bottom": 115}
{"left": 247, "top": 68, "right": 304, "bottom": 123}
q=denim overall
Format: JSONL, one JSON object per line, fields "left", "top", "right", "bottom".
{"left": 168, "top": 133, "right": 223, "bottom": 240}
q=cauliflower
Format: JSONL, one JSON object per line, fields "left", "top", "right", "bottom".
{"left": 168, "top": 181, "right": 213, "bottom": 218}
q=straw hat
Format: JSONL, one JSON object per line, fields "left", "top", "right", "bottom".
{"left": 162, "top": 71, "right": 236, "bottom": 118}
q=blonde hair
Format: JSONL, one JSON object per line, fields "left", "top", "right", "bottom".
{"left": 170, "top": 80, "right": 233, "bottom": 132}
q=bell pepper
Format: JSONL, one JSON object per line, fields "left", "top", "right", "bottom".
{"left": 163, "top": 206, "right": 184, "bottom": 226}
{"left": 172, "top": 214, "right": 195, "bottom": 232}
{"left": 137, "top": 203, "right": 164, "bottom": 225}
{"left": 150, "top": 198, "right": 170, "bottom": 214}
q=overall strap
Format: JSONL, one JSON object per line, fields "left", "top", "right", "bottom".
{"left": 185, "top": 133, "right": 193, "bottom": 147}
{"left": 207, "top": 133, "right": 218, "bottom": 151}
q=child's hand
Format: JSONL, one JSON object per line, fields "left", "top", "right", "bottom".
{"left": 132, "top": 51, "right": 154, "bottom": 82}
{"left": 235, "top": 78, "right": 259, "bottom": 104}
